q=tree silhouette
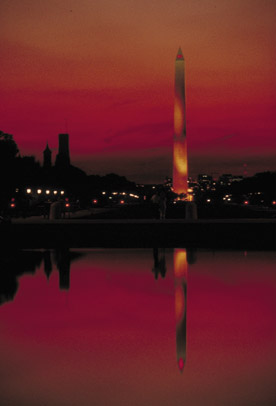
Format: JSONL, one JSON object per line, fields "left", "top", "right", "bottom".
{"left": 0, "top": 131, "right": 19, "bottom": 163}
{"left": 0, "top": 131, "right": 20, "bottom": 209}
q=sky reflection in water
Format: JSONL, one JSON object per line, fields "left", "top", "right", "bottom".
{"left": 0, "top": 248, "right": 275, "bottom": 406}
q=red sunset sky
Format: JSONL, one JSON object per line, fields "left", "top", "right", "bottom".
{"left": 1, "top": 0, "right": 275, "bottom": 183}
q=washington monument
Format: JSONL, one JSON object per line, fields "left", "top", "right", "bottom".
{"left": 173, "top": 47, "right": 188, "bottom": 196}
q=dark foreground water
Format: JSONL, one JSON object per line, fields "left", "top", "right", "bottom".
{"left": 0, "top": 248, "right": 275, "bottom": 406}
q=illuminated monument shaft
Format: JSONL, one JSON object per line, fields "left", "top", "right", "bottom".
{"left": 174, "top": 248, "right": 187, "bottom": 372}
{"left": 173, "top": 48, "right": 188, "bottom": 195}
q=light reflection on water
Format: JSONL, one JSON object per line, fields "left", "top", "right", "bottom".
{"left": 0, "top": 248, "right": 275, "bottom": 406}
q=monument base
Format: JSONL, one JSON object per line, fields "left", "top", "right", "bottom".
{"left": 185, "top": 201, "right": 198, "bottom": 220}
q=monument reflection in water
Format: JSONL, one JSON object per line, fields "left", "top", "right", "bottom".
{"left": 174, "top": 249, "right": 188, "bottom": 372}
{"left": 0, "top": 248, "right": 275, "bottom": 406}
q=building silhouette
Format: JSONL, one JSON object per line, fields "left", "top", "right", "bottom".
{"left": 173, "top": 47, "right": 188, "bottom": 196}
{"left": 43, "top": 142, "right": 52, "bottom": 169}
{"left": 55, "top": 248, "right": 71, "bottom": 290}
{"left": 152, "top": 248, "right": 167, "bottom": 279}
{"left": 43, "top": 250, "right": 53, "bottom": 280}
{"left": 55, "top": 133, "right": 70, "bottom": 168}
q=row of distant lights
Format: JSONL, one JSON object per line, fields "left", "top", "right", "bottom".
{"left": 93, "top": 198, "right": 126, "bottom": 205}
{"left": 208, "top": 195, "right": 276, "bottom": 205}
{"left": 26, "top": 188, "right": 65, "bottom": 195}
{"left": 101, "top": 192, "right": 140, "bottom": 199}
{"left": 91, "top": 191, "right": 141, "bottom": 205}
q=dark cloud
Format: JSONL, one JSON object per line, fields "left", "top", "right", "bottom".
{"left": 75, "top": 146, "right": 172, "bottom": 183}
{"left": 103, "top": 121, "right": 171, "bottom": 145}
{"left": 217, "top": 133, "right": 238, "bottom": 141}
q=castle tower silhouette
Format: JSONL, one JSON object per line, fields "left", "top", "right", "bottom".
{"left": 43, "top": 142, "right": 52, "bottom": 169}
{"left": 55, "top": 133, "right": 70, "bottom": 168}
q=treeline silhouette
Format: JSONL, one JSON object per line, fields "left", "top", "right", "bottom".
{"left": 1, "top": 130, "right": 275, "bottom": 218}
{"left": 196, "top": 172, "right": 276, "bottom": 206}
{"left": 0, "top": 248, "right": 83, "bottom": 306}
{"left": 0, "top": 131, "right": 136, "bottom": 210}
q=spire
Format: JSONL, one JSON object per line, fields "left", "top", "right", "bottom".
{"left": 44, "top": 141, "right": 51, "bottom": 152}
{"left": 176, "top": 47, "right": 184, "bottom": 60}
{"left": 43, "top": 141, "right": 52, "bottom": 168}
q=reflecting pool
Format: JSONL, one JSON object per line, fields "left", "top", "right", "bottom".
{"left": 0, "top": 249, "right": 275, "bottom": 406}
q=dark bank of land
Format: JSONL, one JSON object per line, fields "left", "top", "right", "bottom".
{"left": 83, "top": 201, "right": 276, "bottom": 220}
{"left": 1, "top": 131, "right": 276, "bottom": 250}
{"left": 2, "top": 216, "right": 276, "bottom": 251}
{"left": 1, "top": 201, "right": 276, "bottom": 250}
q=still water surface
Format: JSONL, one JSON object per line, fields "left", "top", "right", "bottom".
{"left": 0, "top": 248, "right": 275, "bottom": 406}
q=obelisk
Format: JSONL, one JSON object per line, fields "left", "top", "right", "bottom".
{"left": 173, "top": 47, "right": 188, "bottom": 196}
{"left": 174, "top": 248, "right": 187, "bottom": 372}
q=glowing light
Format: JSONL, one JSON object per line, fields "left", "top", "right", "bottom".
{"left": 102, "top": 192, "right": 106, "bottom": 195}
{"left": 60, "top": 191, "right": 65, "bottom": 195}
{"left": 272, "top": 201, "right": 276, "bottom": 205}
{"left": 37, "top": 189, "right": 42, "bottom": 194}
{"left": 11, "top": 198, "right": 15, "bottom": 202}
{"left": 173, "top": 140, "right": 188, "bottom": 195}
{"left": 120, "top": 200, "right": 125, "bottom": 204}
{"left": 93, "top": 199, "right": 98, "bottom": 204}
{"left": 65, "top": 203, "right": 70, "bottom": 208}
{"left": 178, "top": 358, "right": 185, "bottom": 372}
{"left": 174, "top": 98, "right": 185, "bottom": 134}
{"left": 175, "top": 285, "right": 185, "bottom": 322}
{"left": 53, "top": 190, "right": 58, "bottom": 195}
{"left": 26, "top": 188, "right": 31, "bottom": 194}
{"left": 46, "top": 190, "right": 50, "bottom": 194}
{"left": 174, "top": 250, "right": 187, "bottom": 278}
{"left": 244, "top": 200, "right": 249, "bottom": 205}
{"left": 173, "top": 49, "right": 188, "bottom": 197}
{"left": 206, "top": 199, "right": 211, "bottom": 203}
{"left": 174, "top": 249, "right": 187, "bottom": 371}
{"left": 10, "top": 203, "right": 15, "bottom": 208}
